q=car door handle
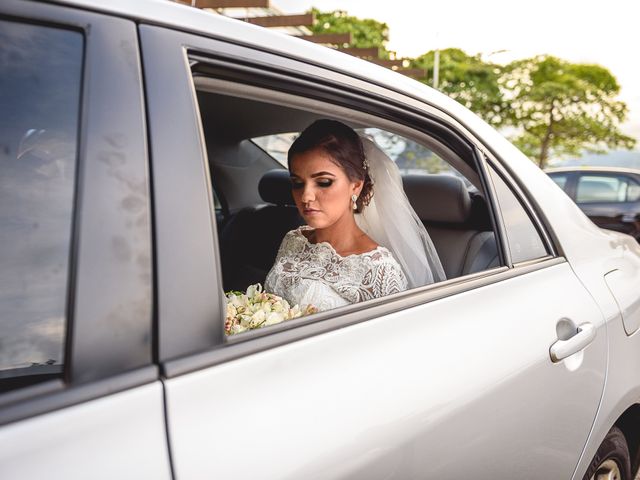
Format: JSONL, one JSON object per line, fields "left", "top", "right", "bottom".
{"left": 549, "top": 322, "right": 596, "bottom": 363}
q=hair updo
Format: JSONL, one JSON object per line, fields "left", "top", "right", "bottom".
{"left": 288, "top": 119, "right": 374, "bottom": 213}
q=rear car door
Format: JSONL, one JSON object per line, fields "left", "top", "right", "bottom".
{"left": 0, "top": 2, "right": 170, "bottom": 477}
{"left": 141, "top": 23, "right": 607, "bottom": 479}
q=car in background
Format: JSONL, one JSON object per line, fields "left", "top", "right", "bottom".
{"left": 547, "top": 166, "right": 640, "bottom": 241}
{"left": 1, "top": 1, "right": 640, "bottom": 480}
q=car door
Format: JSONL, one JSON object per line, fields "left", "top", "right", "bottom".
{"left": 0, "top": 2, "right": 171, "bottom": 478}
{"left": 141, "top": 24, "right": 607, "bottom": 479}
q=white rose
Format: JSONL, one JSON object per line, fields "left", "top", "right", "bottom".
{"left": 232, "top": 324, "right": 247, "bottom": 334}
{"left": 250, "top": 309, "right": 266, "bottom": 327}
{"left": 238, "top": 313, "right": 253, "bottom": 328}
{"left": 264, "top": 311, "right": 285, "bottom": 326}
{"left": 229, "top": 295, "right": 243, "bottom": 308}
{"left": 246, "top": 283, "right": 262, "bottom": 298}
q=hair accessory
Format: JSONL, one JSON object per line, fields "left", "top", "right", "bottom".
{"left": 362, "top": 158, "right": 369, "bottom": 171}
{"left": 351, "top": 194, "right": 358, "bottom": 210}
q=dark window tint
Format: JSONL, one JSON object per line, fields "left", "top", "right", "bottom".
{"left": 0, "top": 20, "right": 83, "bottom": 391}
{"left": 488, "top": 166, "right": 548, "bottom": 263}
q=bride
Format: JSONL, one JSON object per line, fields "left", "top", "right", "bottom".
{"left": 265, "top": 119, "right": 445, "bottom": 312}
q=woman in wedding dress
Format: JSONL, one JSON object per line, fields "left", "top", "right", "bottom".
{"left": 265, "top": 119, "right": 445, "bottom": 312}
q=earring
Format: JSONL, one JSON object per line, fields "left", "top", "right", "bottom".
{"left": 351, "top": 194, "right": 358, "bottom": 210}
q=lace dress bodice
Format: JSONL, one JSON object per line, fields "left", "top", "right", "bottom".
{"left": 265, "top": 227, "right": 408, "bottom": 312}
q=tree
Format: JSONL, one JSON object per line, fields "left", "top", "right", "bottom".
{"left": 308, "top": 8, "right": 390, "bottom": 57}
{"left": 410, "top": 48, "right": 505, "bottom": 127}
{"left": 501, "top": 55, "right": 636, "bottom": 168}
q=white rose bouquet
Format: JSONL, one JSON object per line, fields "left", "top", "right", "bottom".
{"left": 225, "top": 284, "right": 317, "bottom": 335}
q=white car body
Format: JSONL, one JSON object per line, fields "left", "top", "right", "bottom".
{"left": 1, "top": 1, "right": 639, "bottom": 479}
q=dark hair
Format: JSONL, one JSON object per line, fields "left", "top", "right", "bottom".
{"left": 288, "top": 119, "right": 373, "bottom": 212}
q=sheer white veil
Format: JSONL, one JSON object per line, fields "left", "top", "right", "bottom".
{"left": 355, "top": 135, "right": 446, "bottom": 288}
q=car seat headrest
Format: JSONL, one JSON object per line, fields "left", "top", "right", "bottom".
{"left": 402, "top": 174, "right": 471, "bottom": 224}
{"left": 259, "top": 169, "right": 295, "bottom": 206}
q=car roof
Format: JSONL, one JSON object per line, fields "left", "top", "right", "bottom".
{"left": 51, "top": 0, "right": 478, "bottom": 121}
{"left": 545, "top": 166, "right": 640, "bottom": 175}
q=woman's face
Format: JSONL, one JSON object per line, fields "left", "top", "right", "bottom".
{"left": 289, "top": 148, "right": 362, "bottom": 230}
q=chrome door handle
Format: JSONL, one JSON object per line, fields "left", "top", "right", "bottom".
{"left": 549, "top": 322, "right": 596, "bottom": 363}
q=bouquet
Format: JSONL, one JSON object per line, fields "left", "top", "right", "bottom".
{"left": 225, "top": 284, "right": 317, "bottom": 335}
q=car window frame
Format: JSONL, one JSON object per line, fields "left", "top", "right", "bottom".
{"left": 482, "top": 157, "right": 554, "bottom": 266}
{"left": 0, "top": 0, "right": 157, "bottom": 425}
{"left": 139, "top": 24, "right": 565, "bottom": 379}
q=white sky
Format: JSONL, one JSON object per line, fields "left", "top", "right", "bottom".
{"left": 275, "top": 0, "right": 640, "bottom": 145}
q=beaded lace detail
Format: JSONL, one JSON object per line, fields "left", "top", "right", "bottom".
{"left": 265, "top": 227, "right": 408, "bottom": 311}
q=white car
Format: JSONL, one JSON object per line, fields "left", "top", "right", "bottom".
{"left": 1, "top": 1, "right": 639, "bottom": 479}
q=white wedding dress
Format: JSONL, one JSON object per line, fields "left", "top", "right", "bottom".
{"left": 265, "top": 226, "right": 408, "bottom": 312}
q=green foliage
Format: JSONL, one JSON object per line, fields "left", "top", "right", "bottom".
{"left": 308, "top": 10, "right": 635, "bottom": 166}
{"left": 501, "top": 55, "right": 636, "bottom": 168}
{"left": 411, "top": 49, "right": 505, "bottom": 127}
{"left": 309, "top": 8, "right": 390, "bottom": 57}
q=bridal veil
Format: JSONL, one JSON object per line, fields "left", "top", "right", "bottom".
{"left": 356, "top": 135, "right": 446, "bottom": 288}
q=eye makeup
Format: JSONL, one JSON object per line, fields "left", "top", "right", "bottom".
{"left": 290, "top": 178, "right": 334, "bottom": 189}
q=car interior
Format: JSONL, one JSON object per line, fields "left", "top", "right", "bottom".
{"left": 194, "top": 79, "right": 500, "bottom": 295}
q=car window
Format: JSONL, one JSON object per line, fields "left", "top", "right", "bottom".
{"left": 575, "top": 174, "right": 630, "bottom": 203}
{"left": 252, "top": 129, "right": 465, "bottom": 180}
{"left": 193, "top": 82, "right": 503, "bottom": 336}
{"left": 488, "top": 165, "right": 548, "bottom": 264}
{"left": 0, "top": 20, "right": 83, "bottom": 392}
{"left": 549, "top": 173, "right": 569, "bottom": 190}
{"left": 252, "top": 133, "right": 298, "bottom": 167}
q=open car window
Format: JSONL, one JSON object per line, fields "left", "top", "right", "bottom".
{"left": 192, "top": 76, "right": 503, "bottom": 337}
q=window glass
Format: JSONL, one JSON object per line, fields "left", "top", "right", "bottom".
{"left": 0, "top": 21, "right": 83, "bottom": 391}
{"left": 549, "top": 173, "right": 569, "bottom": 191}
{"left": 576, "top": 175, "right": 627, "bottom": 203}
{"left": 252, "top": 132, "right": 298, "bottom": 167}
{"left": 252, "top": 128, "right": 467, "bottom": 181}
{"left": 362, "top": 128, "right": 459, "bottom": 176}
{"left": 488, "top": 166, "right": 548, "bottom": 263}
{"left": 195, "top": 85, "right": 498, "bottom": 336}
{"left": 628, "top": 180, "right": 640, "bottom": 202}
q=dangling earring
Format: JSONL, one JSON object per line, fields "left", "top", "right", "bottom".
{"left": 351, "top": 194, "right": 358, "bottom": 211}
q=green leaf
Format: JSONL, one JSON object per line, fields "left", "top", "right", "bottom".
{"left": 501, "top": 55, "right": 636, "bottom": 167}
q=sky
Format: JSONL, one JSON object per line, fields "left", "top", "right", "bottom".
{"left": 275, "top": 0, "right": 640, "bottom": 147}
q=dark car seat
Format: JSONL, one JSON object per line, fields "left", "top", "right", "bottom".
{"left": 219, "top": 169, "right": 303, "bottom": 292}
{"left": 402, "top": 174, "right": 499, "bottom": 278}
